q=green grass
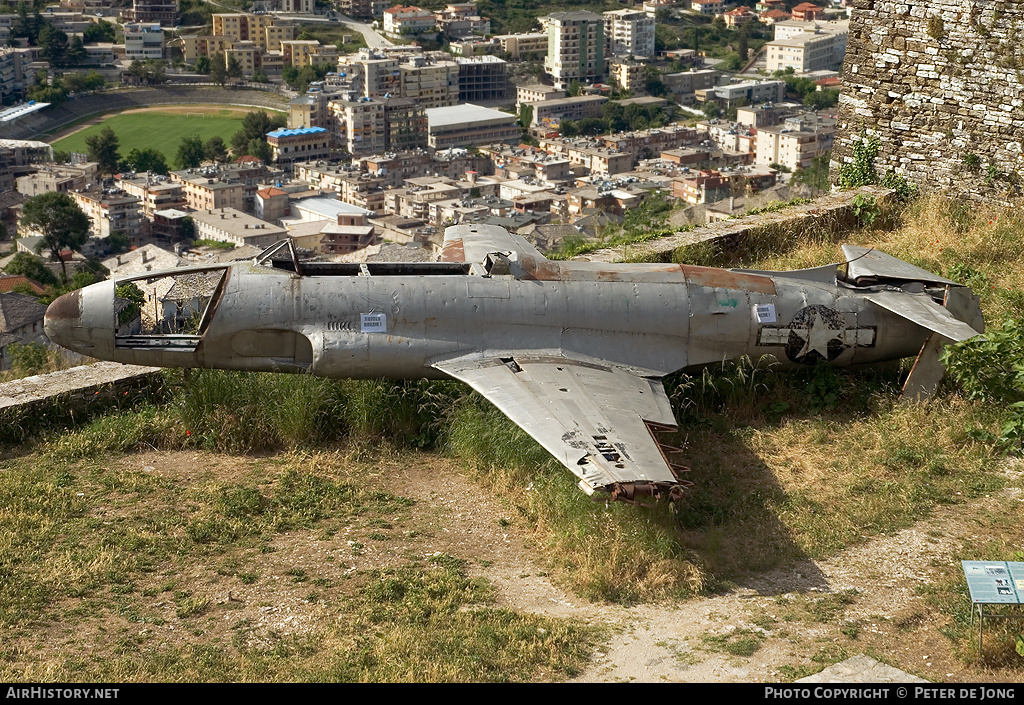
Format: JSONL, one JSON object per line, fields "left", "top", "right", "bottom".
{"left": 0, "top": 447, "right": 598, "bottom": 682}
{"left": 50, "top": 108, "right": 269, "bottom": 164}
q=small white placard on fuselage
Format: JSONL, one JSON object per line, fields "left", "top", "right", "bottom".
{"left": 361, "top": 313, "right": 386, "bottom": 332}
{"left": 754, "top": 303, "right": 777, "bottom": 323}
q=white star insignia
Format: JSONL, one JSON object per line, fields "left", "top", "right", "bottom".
{"left": 792, "top": 311, "right": 842, "bottom": 359}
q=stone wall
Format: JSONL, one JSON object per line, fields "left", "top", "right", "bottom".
{"left": 833, "top": 0, "right": 1024, "bottom": 202}
{"left": 574, "top": 186, "right": 894, "bottom": 263}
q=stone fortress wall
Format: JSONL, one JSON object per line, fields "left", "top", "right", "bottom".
{"left": 832, "top": 0, "right": 1024, "bottom": 202}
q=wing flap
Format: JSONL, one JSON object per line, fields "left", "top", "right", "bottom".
{"left": 433, "top": 354, "right": 686, "bottom": 498}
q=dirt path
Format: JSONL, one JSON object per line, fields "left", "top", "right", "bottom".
{"left": 77, "top": 450, "right": 1023, "bottom": 683}
{"left": 377, "top": 454, "right": 1024, "bottom": 682}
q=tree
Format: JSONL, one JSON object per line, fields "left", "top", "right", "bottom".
{"left": 247, "top": 138, "right": 272, "bottom": 163}
{"left": 209, "top": 53, "right": 227, "bottom": 87}
{"left": 226, "top": 55, "right": 243, "bottom": 80}
{"left": 104, "top": 231, "right": 130, "bottom": 254}
{"left": 179, "top": 216, "right": 195, "bottom": 242}
{"left": 568, "top": 80, "right": 583, "bottom": 97}
{"left": 230, "top": 129, "right": 250, "bottom": 156}
{"left": 3, "top": 251, "right": 58, "bottom": 287}
{"left": 195, "top": 56, "right": 211, "bottom": 74}
{"left": 38, "top": 25, "right": 69, "bottom": 68}
{"left": 83, "top": 20, "right": 116, "bottom": 44}
{"left": 517, "top": 103, "right": 533, "bottom": 130}
{"left": 20, "top": 192, "right": 91, "bottom": 282}
{"left": 85, "top": 126, "right": 120, "bottom": 177}
{"left": 176, "top": 134, "right": 205, "bottom": 169}
{"left": 120, "top": 147, "right": 169, "bottom": 175}
{"left": 203, "top": 136, "right": 228, "bottom": 163}
{"left": 67, "top": 34, "right": 86, "bottom": 66}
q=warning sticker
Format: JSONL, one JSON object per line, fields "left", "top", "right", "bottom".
{"left": 754, "top": 303, "right": 777, "bottom": 323}
{"left": 361, "top": 313, "right": 386, "bottom": 332}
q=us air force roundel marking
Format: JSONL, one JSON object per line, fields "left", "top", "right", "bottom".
{"left": 756, "top": 304, "right": 877, "bottom": 364}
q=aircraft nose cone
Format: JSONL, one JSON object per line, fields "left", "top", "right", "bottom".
{"left": 44, "top": 289, "right": 82, "bottom": 349}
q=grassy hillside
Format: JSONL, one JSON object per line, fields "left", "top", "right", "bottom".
{"left": 4, "top": 193, "right": 1024, "bottom": 677}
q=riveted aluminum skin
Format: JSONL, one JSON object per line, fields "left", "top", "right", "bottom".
{"left": 44, "top": 225, "right": 984, "bottom": 503}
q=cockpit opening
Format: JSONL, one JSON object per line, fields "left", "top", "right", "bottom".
{"left": 114, "top": 267, "right": 227, "bottom": 350}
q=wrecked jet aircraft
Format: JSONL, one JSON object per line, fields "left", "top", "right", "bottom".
{"left": 44, "top": 224, "right": 984, "bottom": 503}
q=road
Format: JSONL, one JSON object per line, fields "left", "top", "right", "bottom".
{"left": 275, "top": 13, "right": 395, "bottom": 49}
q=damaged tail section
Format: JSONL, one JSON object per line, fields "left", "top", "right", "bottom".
{"left": 840, "top": 246, "right": 985, "bottom": 401}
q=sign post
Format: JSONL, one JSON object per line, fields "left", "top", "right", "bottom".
{"left": 962, "top": 561, "right": 1024, "bottom": 655}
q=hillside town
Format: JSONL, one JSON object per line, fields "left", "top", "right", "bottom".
{"left": 0, "top": 0, "right": 852, "bottom": 369}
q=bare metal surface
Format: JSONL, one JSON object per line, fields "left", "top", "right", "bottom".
{"left": 843, "top": 245, "right": 959, "bottom": 286}
{"left": 44, "top": 224, "right": 984, "bottom": 502}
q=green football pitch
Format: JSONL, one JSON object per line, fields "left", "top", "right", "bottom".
{"left": 49, "top": 107, "right": 282, "bottom": 162}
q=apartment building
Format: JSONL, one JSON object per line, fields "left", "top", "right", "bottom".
{"left": 709, "top": 79, "right": 786, "bottom": 106}
{"left": 281, "top": 39, "right": 325, "bottom": 68}
{"left": 383, "top": 6, "right": 436, "bottom": 36}
{"left": 516, "top": 84, "right": 566, "bottom": 108}
{"left": 436, "top": 3, "right": 490, "bottom": 38}
{"left": 382, "top": 96, "right": 428, "bottom": 152}
{"left": 121, "top": 0, "right": 179, "bottom": 27}
{"left": 495, "top": 33, "right": 548, "bottom": 59}
{"left": 766, "top": 22, "right": 848, "bottom": 74}
{"left": 527, "top": 95, "right": 607, "bottom": 129}
{"left": 124, "top": 23, "right": 165, "bottom": 61}
{"left": 544, "top": 11, "right": 606, "bottom": 89}
{"left": 609, "top": 60, "right": 645, "bottom": 95}
{"left": 663, "top": 68, "right": 720, "bottom": 103}
{"left": 116, "top": 175, "right": 188, "bottom": 218}
{"left": 329, "top": 97, "right": 387, "bottom": 155}
{"left": 755, "top": 114, "right": 835, "bottom": 170}
{"left": 267, "top": 126, "right": 332, "bottom": 164}
{"left": 190, "top": 208, "right": 286, "bottom": 249}
{"left": 338, "top": 50, "right": 401, "bottom": 98}
{"left": 171, "top": 170, "right": 246, "bottom": 212}
{"left": 337, "top": 0, "right": 388, "bottom": 19}
{"left": 71, "top": 188, "right": 143, "bottom": 241}
{"left": 400, "top": 56, "right": 459, "bottom": 108}
{"left": 0, "top": 48, "right": 31, "bottom": 101}
{"left": 603, "top": 9, "right": 655, "bottom": 60}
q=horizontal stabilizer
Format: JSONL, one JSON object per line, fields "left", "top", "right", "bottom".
{"left": 843, "top": 246, "right": 959, "bottom": 286}
{"left": 865, "top": 290, "right": 981, "bottom": 342}
{"left": 440, "top": 224, "right": 546, "bottom": 265}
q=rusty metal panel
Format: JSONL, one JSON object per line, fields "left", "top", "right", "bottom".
{"left": 682, "top": 265, "right": 776, "bottom": 294}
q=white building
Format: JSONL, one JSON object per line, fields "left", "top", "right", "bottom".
{"left": 124, "top": 22, "right": 165, "bottom": 61}
{"left": 767, "top": 20, "right": 848, "bottom": 74}
{"left": 603, "top": 8, "right": 655, "bottom": 60}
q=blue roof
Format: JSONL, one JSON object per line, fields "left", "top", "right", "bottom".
{"left": 266, "top": 126, "right": 328, "bottom": 138}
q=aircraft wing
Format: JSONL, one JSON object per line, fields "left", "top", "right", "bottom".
{"left": 439, "top": 223, "right": 546, "bottom": 264}
{"left": 432, "top": 353, "right": 688, "bottom": 501}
